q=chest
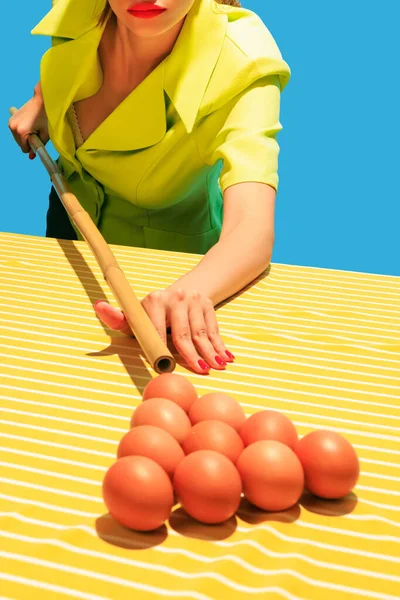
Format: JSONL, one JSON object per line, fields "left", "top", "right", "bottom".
{"left": 74, "top": 73, "right": 150, "bottom": 142}
{"left": 73, "top": 35, "right": 151, "bottom": 142}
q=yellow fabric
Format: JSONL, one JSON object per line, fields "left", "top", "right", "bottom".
{"left": 31, "top": 0, "right": 290, "bottom": 252}
{"left": 1, "top": 231, "right": 400, "bottom": 600}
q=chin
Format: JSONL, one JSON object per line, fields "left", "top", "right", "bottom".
{"left": 121, "top": 12, "right": 181, "bottom": 37}
{"left": 122, "top": 20, "right": 169, "bottom": 36}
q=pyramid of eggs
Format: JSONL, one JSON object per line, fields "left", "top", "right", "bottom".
{"left": 102, "top": 374, "right": 360, "bottom": 531}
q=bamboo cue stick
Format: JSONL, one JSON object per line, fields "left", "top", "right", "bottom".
{"left": 9, "top": 107, "right": 176, "bottom": 374}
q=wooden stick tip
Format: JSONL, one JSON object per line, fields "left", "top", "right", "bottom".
{"left": 155, "top": 356, "right": 176, "bottom": 374}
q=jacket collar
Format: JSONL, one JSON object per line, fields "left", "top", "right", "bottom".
{"left": 32, "top": 0, "right": 227, "bottom": 156}
{"left": 31, "top": 0, "right": 107, "bottom": 39}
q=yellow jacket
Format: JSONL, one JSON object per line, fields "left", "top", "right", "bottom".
{"left": 32, "top": 0, "right": 291, "bottom": 253}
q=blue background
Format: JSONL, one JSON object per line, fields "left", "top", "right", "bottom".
{"left": 1, "top": 1, "right": 399, "bottom": 276}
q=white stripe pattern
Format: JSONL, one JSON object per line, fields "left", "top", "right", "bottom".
{"left": 1, "top": 232, "right": 399, "bottom": 600}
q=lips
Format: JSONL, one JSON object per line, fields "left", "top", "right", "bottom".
{"left": 128, "top": 2, "right": 165, "bottom": 11}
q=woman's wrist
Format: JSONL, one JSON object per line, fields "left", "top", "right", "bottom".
{"left": 166, "top": 274, "right": 213, "bottom": 303}
{"left": 33, "top": 82, "right": 44, "bottom": 105}
{"left": 166, "top": 230, "right": 273, "bottom": 307}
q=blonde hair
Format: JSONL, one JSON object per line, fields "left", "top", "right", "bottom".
{"left": 98, "top": 0, "right": 241, "bottom": 25}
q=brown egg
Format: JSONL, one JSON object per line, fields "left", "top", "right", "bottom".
{"left": 182, "top": 420, "right": 244, "bottom": 463}
{"left": 117, "top": 425, "right": 185, "bottom": 478}
{"left": 142, "top": 373, "right": 198, "bottom": 413}
{"left": 240, "top": 410, "right": 298, "bottom": 449}
{"left": 237, "top": 440, "right": 304, "bottom": 512}
{"left": 189, "top": 393, "right": 246, "bottom": 432}
{"left": 173, "top": 450, "right": 242, "bottom": 524}
{"left": 131, "top": 398, "right": 191, "bottom": 444}
{"left": 102, "top": 456, "right": 174, "bottom": 531}
{"left": 295, "top": 430, "right": 360, "bottom": 499}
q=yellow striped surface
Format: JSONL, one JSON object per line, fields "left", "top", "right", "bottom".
{"left": 0, "top": 231, "right": 399, "bottom": 600}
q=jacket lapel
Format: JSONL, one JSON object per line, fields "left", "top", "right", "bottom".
{"left": 31, "top": 0, "right": 228, "bottom": 155}
{"left": 164, "top": 0, "right": 228, "bottom": 134}
{"left": 82, "top": 61, "right": 167, "bottom": 151}
{"left": 32, "top": 0, "right": 107, "bottom": 39}
{"left": 38, "top": 28, "right": 104, "bottom": 160}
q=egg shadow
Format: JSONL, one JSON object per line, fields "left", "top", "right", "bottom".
{"left": 169, "top": 507, "right": 237, "bottom": 541}
{"left": 237, "top": 497, "right": 301, "bottom": 525}
{"left": 95, "top": 514, "right": 168, "bottom": 550}
{"left": 300, "top": 491, "right": 358, "bottom": 517}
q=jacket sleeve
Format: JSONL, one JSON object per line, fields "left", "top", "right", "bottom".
{"left": 196, "top": 74, "right": 283, "bottom": 193}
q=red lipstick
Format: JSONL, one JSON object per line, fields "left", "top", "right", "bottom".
{"left": 128, "top": 3, "right": 166, "bottom": 18}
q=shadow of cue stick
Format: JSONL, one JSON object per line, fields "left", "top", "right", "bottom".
{"left": 9, "top": 106, "right": 175, "bottom": 376}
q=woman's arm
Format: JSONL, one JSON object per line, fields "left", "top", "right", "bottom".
{"left": 174, "top": 74, "right": 283, "bottom": 306}
{"left": 94, "top": 75, "right": 285, "bottom": 374}
{"left": 33, "top": 81, "right": 43, "bottom": 99}
{"left": 95, "top": 181, "right": 274, "bottom": 374}
{"left": 166, "top": 181, "right": 275, "bottom": 306}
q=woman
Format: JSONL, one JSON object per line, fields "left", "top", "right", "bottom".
{"left": 9, "top": 0, "right": 290, "bottom": 374}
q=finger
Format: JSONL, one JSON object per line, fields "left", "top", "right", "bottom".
{"left": 169, "top": 289, "right": 211, "bottom": 374}
{"left": 7, "top": 116, "right": 18, "bottom": 134}
{"left": 189, "top": 291, "right": 226, "bottom": 370}
{"left": 23, "top": 128, "right": 47, "bottom": 154}
{"left": 9, "top": 123, "right": 33, "bottom": 153}
{"left": 203, "top": 297, "right": 235, "bottom": 363}
{"left": 9, "top": 129, "right": 32, "bottom": 154}
{"left": 9, "top": 127, "right": 25, "bottom": 152}
{"left": 141, "top": 291, "right": 167, "bottom": 344}
{"left": 37, "top": 128, "right": 50, "bottom": 147}
{"left": 20, "top": 135, "right": 33, "bottom": 154}
{"left": 93, "top": 300, "right": 132, "bottom": 335}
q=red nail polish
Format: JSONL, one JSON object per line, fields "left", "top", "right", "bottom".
{"left": 225, "top": 351, "right": 235, "bottom": 361}
{"left": 215, "top": 356, "right": 226, "bottom": 366}
{"left": 198, "top": 360, "right": 211, "bottom": 371}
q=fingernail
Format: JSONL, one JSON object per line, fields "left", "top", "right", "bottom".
{"left": 198, "top": 360, "right": 211, "bottom": 371}
{"left": 215, "top": 356, "right": 226, "bottom": 366}
{"left": 225, "top": 351, "right": 235, "bottom": 361}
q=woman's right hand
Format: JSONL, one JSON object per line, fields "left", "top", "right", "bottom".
{"left": 8, "top": 86, "right": 49, "bottom": 159}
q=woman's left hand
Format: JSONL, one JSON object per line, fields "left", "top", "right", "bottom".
{"left": 93, "top": 288, "right": 234, "bottom": 374}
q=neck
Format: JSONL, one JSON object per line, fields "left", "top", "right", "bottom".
{"left": 105, "top": 12, "right": 186, "bottom": 76}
